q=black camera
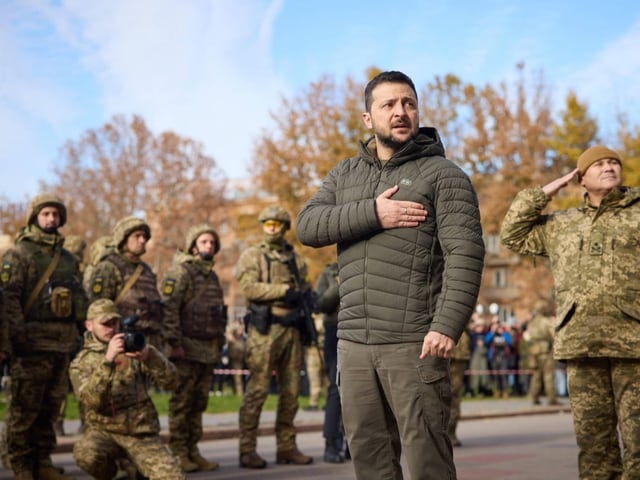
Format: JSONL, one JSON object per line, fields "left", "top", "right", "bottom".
{"left": 121, "top": 314, "right": 146, "bottom": 352}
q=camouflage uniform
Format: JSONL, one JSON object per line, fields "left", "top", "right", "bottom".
{"left": 88, "top": 217, "right": 163, "bottom": 350}
{"left": 225, "top": 318, "right": 247, "bottom": 396}
{"left": 82, "top": 235, "right": 113, "bottom": 294}
{"left": 161, "top": 224, "right": 226, "bottom": 471}
{"left": 0, "top": 193, "right": 87, "bottom": 479}
{"left": 523, "top": 306, "right": 557, "bottom": 405}
{"left": 449, "top": 328, "right": 470, "bottom": 446}
{"left": 69, "top": 300, "right": 183, "bottom": 480}
{"left": 501, "top": 183, "right": 640, "bottom": 479}
{"left": 236, "top": 206, "right": 312, "bottom": 468}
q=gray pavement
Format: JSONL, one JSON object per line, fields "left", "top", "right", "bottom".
{"left": 0, "top": 396, "right": 576, "bottom": 480}
{"left": 50, "top": 396, "right": 572, "bottom": 453}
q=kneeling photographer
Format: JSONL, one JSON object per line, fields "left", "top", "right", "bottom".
{"left": 69, "top": 298, "right": 184, "bottom": 480}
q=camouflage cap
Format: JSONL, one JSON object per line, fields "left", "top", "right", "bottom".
{"left": 112, "top": 216, "right": 151, "bottom": 251}
{"left": 87, "top": 298, "right": 122, "bottom": 324}
{"left": 27, "top": 192, "right": 67, "bottom": 227}
{"left": 185, "top": 223, "right": 220, "bottom": 254}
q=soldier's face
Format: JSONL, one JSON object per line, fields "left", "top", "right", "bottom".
{"left": 86, "top": 316, "right": 120, "bottom": 343}
{"left": 194, "top": 232, "right": 216, "bottom": 257}
{"left": 580, "top": 157, "right": 622, "bottom": 193}
{"left": 263, "top": 220, "right": 284, "bottom": 234}
{"left": 36, "top": 206, "right": 61, "bottom": 231}
{"left": 125, "top": 230, "right": 148, "bottom": 256}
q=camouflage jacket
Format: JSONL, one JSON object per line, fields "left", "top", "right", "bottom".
{"left": 235, "top": 240, "right": 310, "bottom": 313}
{"left": 69, "top": 331, "right": 177, "bottom": 435}
{"left": 523, "top": 314, "right": 554, "bottom": 355}
{"left": 88, "top": 253, "right": 163, "bottom": 335}
{"left": 161, "top": 250, "right": 226, "bottom": 364}
{"left": 0, "top": 226, "right": 86, "bottom": 355}
{"left": 500, "top": 186, "right": 640, "bottom": 359}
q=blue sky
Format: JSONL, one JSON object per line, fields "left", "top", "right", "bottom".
{"left": 2, "top": 0, "right": 640, "bottom": 202}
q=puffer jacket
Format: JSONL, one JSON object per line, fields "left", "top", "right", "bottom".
{"left": 500, "top": 186, "right": 640, "bottom": 360}
{"left": 296, "top": 127, "right": 485, "bottom": 344}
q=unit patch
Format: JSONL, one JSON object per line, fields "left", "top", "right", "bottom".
{"left": 92, "top": 276, "right": 104, "bottom": 295}
{"left": 0, "top": 262, "right": 12, "bottom": 283}
{"left": 163, "top": 278, "right": 176, "bottom": 296}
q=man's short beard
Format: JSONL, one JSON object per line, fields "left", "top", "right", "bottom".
{"left": 199, "top": 253, "right": 213, "bottom": 261}
{"left": 40, "top": 226, "right": 58, "bottom": 234}
{"left": 376, "top": 132, "right": 415, "bottom": 151}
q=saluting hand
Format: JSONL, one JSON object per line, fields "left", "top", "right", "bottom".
{"left": 542, "top": 168, "right": 580, "bottom": 198}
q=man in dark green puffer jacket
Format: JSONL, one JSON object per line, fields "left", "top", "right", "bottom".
{"left": 297, "top": 71, "right": 485, "bottom": 480}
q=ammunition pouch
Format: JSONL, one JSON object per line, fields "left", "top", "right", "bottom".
{"left": 50, "top": 286, "right": 73, "bottom": 318}
{"left": 245, "top": 302, "right": 272, "bottom": 335}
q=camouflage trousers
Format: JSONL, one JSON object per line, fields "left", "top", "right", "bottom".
{"left": 238, "top": 324, "right": 303, "bottom": 454}
{"left": 304, "top": 345, "right": 326, "bottom": 407}
{"left": 7, "top": 352, "right": 70, "bottom": 474}
{"left": 73, "top": 427, "right": 184, "bottom": 480}
{"left": 567, "top": 357, "right": 640, "bottom": 480}
{"left": 227, "top": 338, "right": 246, "bottom": 396}
{"left": 168, "top": 360, "right": 214, "bottom": 457}
{"left": 448, "top": 359, "right": 466, "bottom": 439}
{"left": 528, "top": 352, "right": 556, "bottom": 403}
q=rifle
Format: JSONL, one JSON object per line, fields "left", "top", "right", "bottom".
{"left": 285, "top": 257, "right": 319, "bottom": 348}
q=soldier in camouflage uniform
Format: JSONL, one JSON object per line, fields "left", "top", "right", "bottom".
{"left": 236, "top": 206, "right": 314, "bottom": 469}
{"left": 161, "top": 224, "right": 226, "bottom": 473}
{"left": 449, "top": 321, "right": 471, "bottom": 447}
{"left": 88, "top": 217, "right": 164, "bottom": 351}
{"left": 54, "top": 234, "right": 87, "bottom": 438}
{"left": 523, "top": 301, "right": 559, "bottom": 406}
{"left": 69, "top": 298, "right": 184, "bottom": 480}
{"left": 0, "top": 193, "right": 87, "bottom": 480}
{"left": 501, "top": 145, "right": 640, "bottom": 479}
{"left": 82, "top": 235, "right": 113, "bottom": 294}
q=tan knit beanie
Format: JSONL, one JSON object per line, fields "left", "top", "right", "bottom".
{"left": 577, "top": 145, "right": 622, "bottom": 175}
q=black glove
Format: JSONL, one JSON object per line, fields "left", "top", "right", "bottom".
{"left": 283, "top": 287, "right": 300, "bottom": 306}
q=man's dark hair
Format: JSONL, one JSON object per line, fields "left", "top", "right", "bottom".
{"left": 364, "top": 71, "right": 417, "bottom": 112}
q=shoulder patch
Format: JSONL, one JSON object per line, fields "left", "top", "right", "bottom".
{"left": 0, "top": 262, "right": 12, "bottom": 284}
{"left": 92, "top": 276, "right": 104, "bottom": 294}
{"left": 163, "top": 278, "right": 176, "bottom": 296}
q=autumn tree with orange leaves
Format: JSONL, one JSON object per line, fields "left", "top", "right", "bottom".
{"left": 38, "top": 114, "right": 227, "bottom": 276}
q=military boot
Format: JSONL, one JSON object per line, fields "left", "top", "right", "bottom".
{"left": 37, "top": 465, "right": 75, "bottom": 480}
{"left": 178, "top": 455, "right": 199, "bottom": 473}
{"left": 239, "top": 451, "right": 267, "bottom": 469}
{"left": 276, "top": 448, "right": 313, "bottom": 465}
{"left": 190, "top": 452, "right": 219, "bottom": 471}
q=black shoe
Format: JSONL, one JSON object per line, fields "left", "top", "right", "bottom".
{"left": 324, "top": 440, "right": 344, "bottom": 463}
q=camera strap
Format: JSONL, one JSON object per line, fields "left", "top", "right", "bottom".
{"left": 115, "top": 264, "right": 144, "bottom": 305}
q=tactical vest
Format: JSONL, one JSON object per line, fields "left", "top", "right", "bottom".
{"left": 106, "top": 254, "right": 163, "bottom": 334}
{"left": 180, "top": 263, "right": 226, "bottom": 340}
{"left": 23, "top": 242, "right": 85, "bottom": 323}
